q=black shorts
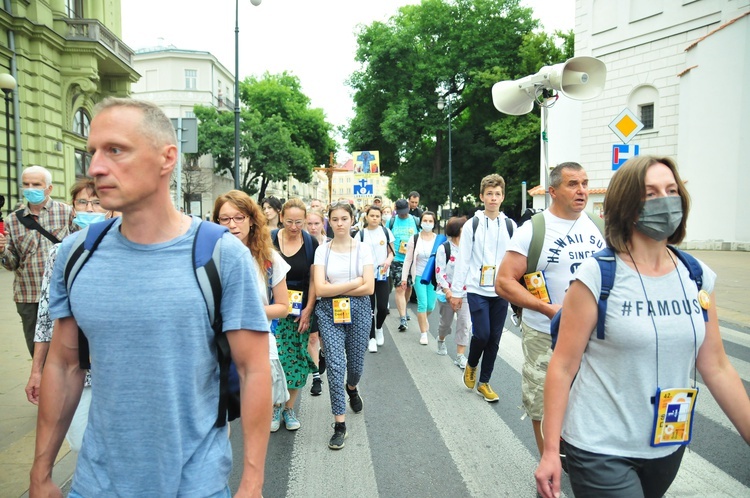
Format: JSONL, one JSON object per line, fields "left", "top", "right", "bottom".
{"left": 389, "top": 260, "right": 412, "bottom": 287}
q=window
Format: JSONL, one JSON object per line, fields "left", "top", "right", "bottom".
{"left": 66, "top": 0, "right": 83, "bottom": 18}
{"left": 75, "top": 149, "right": 91, "bottom": 177}
{"left": 185, "top": 69, "right": 197, "bottom": 90}
{"left": 73, "top": 108, "right": 90, "bottom": 137}
{"left": 639, "top": 104, "right": 654, "bottom": 130}
{"left": 185, "top": 111, "right": 195, "bottom": 118}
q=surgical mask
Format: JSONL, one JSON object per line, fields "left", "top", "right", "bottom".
{"left": 73, "top": 212, "right": 106, "bottom": 228}
{"left": 23, "top": 188, "right": 46, "bottom": 205}
{"left": 635, "top": 196, "right": 683, "bottom": 241}
{"left": 382, "top": 214, "right": 392, "bottom": 224}
{"left": 421, "top": 222, "right": 434, "bottom": 232}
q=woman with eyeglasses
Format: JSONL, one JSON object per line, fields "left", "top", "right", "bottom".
{"left": 313, "top": 201, "right": 374, "bottom": 450}
{"left": 358, "top": 205, "right": 395, "bottom": 353}
{"left": 261, "top": 196, "right": 283, "bottom": 230}
{"left": 270, "top": 198, "right": 319, "bottom": 430}
{"left": 25, "top": 177, "right": 111, "bottom": 451}
{"left": 213, "top": 191, "right": 291, "bottom": 433}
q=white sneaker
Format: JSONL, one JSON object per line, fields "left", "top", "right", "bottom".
{"left": 419, "top": 333, "right": 428, "bottom": 345}
{"left": 368, "top": 338, "right": 378, "bottom": 353}
{"left": 436, "top": 340, "right": 447, "bottom": 355}
{"left": 454, "top": 354, "right": 468, "bottom": 369}
{"left": 375, "top": 328, "right": 384, "bottom": 346}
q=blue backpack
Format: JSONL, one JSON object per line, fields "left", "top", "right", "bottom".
{"left": 549, "top": 246, "right": 708, "bottom": 350}
{"left": 64, "top": 218, "right": 239, "bottom": 427}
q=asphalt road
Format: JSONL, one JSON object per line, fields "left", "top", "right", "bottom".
{"left": 229, "top": 298, "right": 750, "bottom": 498}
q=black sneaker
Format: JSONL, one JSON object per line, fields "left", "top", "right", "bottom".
{"left": 346, "top": 385, "right": 363, "bottom": 413}
{"left": 328, "top": 422, "right": 347, "bottom": 450}
{"left": 310, "top": 377, "right": 322, "bottom": 396}
{"left": 318, "top": 350, "right": 326, "bottom": 375}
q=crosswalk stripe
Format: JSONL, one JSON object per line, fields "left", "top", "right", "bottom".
{"left": 386, "top": 315, "right": 561, "bottom": 497}
{"left": 720, "top": 325, "right": 750, "bottom": 349}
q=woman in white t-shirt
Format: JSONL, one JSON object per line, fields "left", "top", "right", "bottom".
{"left": 536, "top": 157, "right": 750, "bottom": 498}
{"left": 313, "top": 201, "right": 374, "bottom": 450}
{"left": 213, "top": 190, "right": 290, "bottom": 433}
{"left": 358, "top": 205, "right": 395, "bottom": 353}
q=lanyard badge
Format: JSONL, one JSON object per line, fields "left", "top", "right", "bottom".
{"left": 523, "top": 270, "right": 551, "bottom": 303}
{"left": 650, "top": 387, "right": 699, "bottom": 447}
{"left": 332, "top": 297, "right": 352, "bottom": 324}
{"left": 288, "top": 290, "right": 304, "bottom": 316}
{"left": 479, "top": 265, "right": 496, "bottom": 287}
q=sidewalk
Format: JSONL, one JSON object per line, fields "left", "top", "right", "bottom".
{"left": 0, "top": 249, "right": 748, "bottom": 496}
{"left": 0, "top": 270, "right": 76, "bottom": 498}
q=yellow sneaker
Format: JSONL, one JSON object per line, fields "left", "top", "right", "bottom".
{"left": 463, "top": 364, "right": 477, "bottom": 389}
{"left": 477, "top": 383, "right": 499, "bottom": 402}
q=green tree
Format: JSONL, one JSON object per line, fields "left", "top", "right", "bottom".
{"left": 346, "top": 0, "right": 573, "bottom": 218}
{"left": 194, "top": 72, "right": 337, "bottom": 200}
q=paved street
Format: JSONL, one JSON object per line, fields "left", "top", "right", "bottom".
{"left": 1, "top": 250, "right": 748, "bottom": 497}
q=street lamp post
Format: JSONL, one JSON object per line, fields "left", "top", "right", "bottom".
{"left": 0, "top": 74, "right": 16, "bottom": 216}
{"left": 234, "top": 0, "right": 262, "bottom": 191}
{"left": 437, "top": 96, "right": 453, "bottom": 215}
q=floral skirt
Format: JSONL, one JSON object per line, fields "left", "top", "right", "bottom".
{"left": 275, "top": 316, "right": 316, "bottom": 389}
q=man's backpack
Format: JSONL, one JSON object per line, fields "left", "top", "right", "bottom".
{"left": 64, "top": 218, "right": 239, "bottom": 427}
{"left": 549, "top": 246, "right": 708, "bottom": 349}
{"left": 469, "top": 214, "right": 514, "bottom": 243}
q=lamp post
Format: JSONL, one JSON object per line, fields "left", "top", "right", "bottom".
{"left": 0, "top": 74, "right": 16, "bottom": 216}
{"left": 437, "top": 96, "right": 453, "bottom": 215}
{"left": 234, "top": 0, "right": 262, "bottom": 191}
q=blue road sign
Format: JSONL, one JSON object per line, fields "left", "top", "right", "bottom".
{"left": 612, "top": 144, "right": 640, "bottom": 170}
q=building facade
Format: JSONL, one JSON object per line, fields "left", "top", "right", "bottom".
{"left": 0, "top": 0, "right": 137, "bottom": 207}
{"left": 570, "top": 0, "right": 750, "bottom": 248}
{"left": 130, "top": 47, "right": 236, "bottom": 217}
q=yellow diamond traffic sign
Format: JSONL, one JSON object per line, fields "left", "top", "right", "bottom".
{"left": 609, "top": 108, "right": 644, "bottom": 144}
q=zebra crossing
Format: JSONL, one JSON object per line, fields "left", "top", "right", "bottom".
{"left": 234, "top": 306, "right": 750, "bottom": 497}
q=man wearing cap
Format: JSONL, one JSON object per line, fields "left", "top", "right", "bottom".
{"left": 373, "top": 195, "right": 383, "bottom": 209}
{"left": 388, "top": 199, "right": 420, "bottom": 331}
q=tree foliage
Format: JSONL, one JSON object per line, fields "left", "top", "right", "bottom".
{"left": 194, "top": 72, "right": 337, "bottom": 200}
{"left": 346, "top": 0, "right": 574, "bottom": 218}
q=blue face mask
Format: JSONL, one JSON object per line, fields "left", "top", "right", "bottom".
{"left": 23, "top": 188, "right": 46, "bottom": 205}
{"left": 73, "top": 212, "right": 106, "bottom": 228}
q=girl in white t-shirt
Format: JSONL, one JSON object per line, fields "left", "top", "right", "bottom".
{"left": 214, "top": 191, "right": 290, "bottom": 433}
{"left": 313, "top": 201, "right": 374, "bottom": 450}
{"left": 358, "top": 205, "right": 395, "bottom": 352}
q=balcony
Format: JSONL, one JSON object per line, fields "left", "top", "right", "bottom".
{"left": 60, "top": 18, "right": 135, "bottom": 66}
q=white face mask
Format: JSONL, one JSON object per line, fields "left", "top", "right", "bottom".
{"left": 382, "top": 214, "right": 392, "bottom": 224}
{"left": 421, "top": 222, "right": 434, "bottom": 232}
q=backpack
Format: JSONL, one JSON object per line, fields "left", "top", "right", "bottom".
{"left": 64, "top": 218, "right": 240, "bottom": 428}
{"left": 271, "top": 228, "right": 315, "bottom": 287}
{"left": 549, "top": 246, "right": 708, "bottom": 349}
{"left": 358, "top": 225, "right": 391, "bottom": 247}
{"left": 470, "top": 214, "right": 515, "bottom": 242}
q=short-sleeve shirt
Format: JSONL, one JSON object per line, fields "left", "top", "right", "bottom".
{"left": 314, "top": 240, "right": 373, "bottom": 285}
{"left": 562, "top": 253, "right": 716, "bottom": 459}
{"left": 359, "top": 226, "right": 394, "bottom": 266}
{"left": 50, "top": 217, "right": 269, "bottom": 497}
{"left": 507, "top": 210, "right": 604, "bottom": 331}
{"left": 390, "top": 216, "right": 419, "bottom": 263}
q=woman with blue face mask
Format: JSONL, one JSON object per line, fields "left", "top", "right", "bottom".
{"left": 536, "top": 156, "right": 750, "bottom": 498}
{"left": 25, "top": 177, "right": 110, "bottom": 452}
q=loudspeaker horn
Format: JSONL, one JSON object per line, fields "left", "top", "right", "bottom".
{"left": 491, "top": 79, "right": 535, "bottom": 116}
{"left": 546, "top": 56, "right": 606, "bottom": 100}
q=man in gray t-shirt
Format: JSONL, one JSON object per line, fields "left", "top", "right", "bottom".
{"left": 30, "top": 98, "right": 272, "bottom": 497}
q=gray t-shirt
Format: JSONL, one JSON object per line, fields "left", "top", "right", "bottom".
{"left": 50, "top": 217, "right": 269, "bottom": 497}
{"left": 562, "top": 252, "right": 716, "bottom": 458}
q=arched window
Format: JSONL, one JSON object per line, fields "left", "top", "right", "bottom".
{"left": 73, "top": 108, "right": 91, "bottom": 137}
{"left": 628, "top": 85, "right": 658, "bottom": 131}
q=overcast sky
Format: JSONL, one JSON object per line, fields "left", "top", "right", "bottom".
{"left": 121, "top": 0, "right": 575, "bottom": 159}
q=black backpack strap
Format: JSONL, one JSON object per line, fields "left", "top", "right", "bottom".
{"left": 16, "top": 209, "right": 61, "bottom": 244}
{"left": 594, "top": 247, "right": 616, "bottom": 340}
{"left": 505, "top": 217, "right": 514, "bottom": 238}
{"left": 668, "top": 246, "right": 708, "bottom": 322}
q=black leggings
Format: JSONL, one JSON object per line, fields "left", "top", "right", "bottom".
{"left": 369, "top": 279, "right": 390, "bottom": 339}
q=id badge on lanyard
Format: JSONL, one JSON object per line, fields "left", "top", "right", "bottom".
{"left": 288, "top": 290, "right": 304, "bottom": 316}
{"left": 332, "top": 297, "right": 352, "bottom": 324}
{"left": 479, "top": 265, "right": 496, "bottom": 287}
{"left": 650, "top": 387, "right": 699, "bottom": 447}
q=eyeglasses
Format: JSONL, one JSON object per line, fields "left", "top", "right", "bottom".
{"left": 284, "top": 219, "right": 304, "bottom": 227}
{"left": 76, "top": 199, "right": 101, "bottom": 207}
{"left": 218, "top": 215, "right": 247, "bottom": 225}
